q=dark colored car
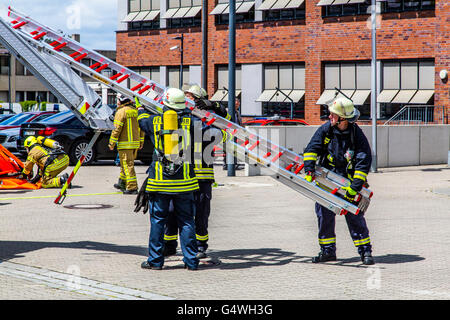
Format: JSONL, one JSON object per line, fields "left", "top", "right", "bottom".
{"left": 0, "top": 111, "right": 57, "bottom": 131}
{"left": 18, "top": 110, "right": 154, "bottom": 165}
{"left": 0, "top": 114, "right": 15, "bottom": 124}
{"left": 242, "top": 117, "right": 309, "bottom": 126}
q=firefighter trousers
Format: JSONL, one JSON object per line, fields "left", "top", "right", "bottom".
{"left": 315, "top": 203, "right": 372, "bottom": 256}
{"left": 164, "top": 181, "right": 212, "bottom": 252}
{"left": 41, "top": 154, "right": 69, "bottom": 188}
{"left": 147, "top": 192, "right": 199, "bottom": 269}
{"left": 118, "top": 149, "right": 138, "bottom": 191}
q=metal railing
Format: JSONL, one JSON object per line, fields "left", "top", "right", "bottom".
{"left": 383, "top": 105, "right": 446, "bottom": 125}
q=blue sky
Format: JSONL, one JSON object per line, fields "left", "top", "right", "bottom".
{"left": 0, "top": 0, "right": 118, "bottom": 50}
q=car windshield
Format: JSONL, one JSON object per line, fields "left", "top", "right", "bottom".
{"left": 0, "top": 113, "right": 34, "bottom": 125}
{"left": 38, "top": 111, "right": 73, "bottom": 124}
{"left": 30, "top": 113, "right": 54, "bottom": 122}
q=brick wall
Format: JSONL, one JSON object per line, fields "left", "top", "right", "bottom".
{"left": 117, "top": 1, "right": 447, "bottom": 125}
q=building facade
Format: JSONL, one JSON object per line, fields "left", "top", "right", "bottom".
{"left": 116, "top": 0, "right": 449, "bottom": 124}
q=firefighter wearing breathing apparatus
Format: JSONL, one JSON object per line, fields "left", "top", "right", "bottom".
{"left": 21, "top": 136, "right": 70, "bottom": 188}
{"left": 134, "top": 87, "right": 200, "bottom": 270}
{"left": 163, "top": 84, "right": 231, "bottom": 259}
{"left": 303, "top": 97, "right": 374, "bottom": 265}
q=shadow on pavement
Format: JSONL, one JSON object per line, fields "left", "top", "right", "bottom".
{"left": 0, "top": 240, "right": 147, "bottom": 261}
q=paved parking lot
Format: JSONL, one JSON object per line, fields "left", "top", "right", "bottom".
{"left": 0, "top": 162, "right": 449, "bottom": 300}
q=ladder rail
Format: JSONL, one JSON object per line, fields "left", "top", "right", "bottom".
{"left": 4, "top": 7, "right": 373, "bottom": 215}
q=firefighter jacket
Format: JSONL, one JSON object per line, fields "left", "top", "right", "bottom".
{"left": 109, "top": 105, "right": 144, "bottom": 150}
{"left": 303, "top": 122, "right": 372, "bottom": 192}
{"left": 137, "top": 108, "right": 199, "bottom": 194}
{"left": 22, "top": 144, "right": 67, "bottom": 176}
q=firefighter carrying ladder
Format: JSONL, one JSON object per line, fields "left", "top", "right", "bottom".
{"left": 1, "top": 6, "right": 373, "bottom": 215}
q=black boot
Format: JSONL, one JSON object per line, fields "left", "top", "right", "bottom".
{"left": 114, "top": 179, "right": 125, "bottom": 190}
{"left": 361, "top": 252, "right": 375, "bottom": 265}
{"left": 123, "top": 189, "right": 138, "bottom": 195}
{"left": 312, "top": 251, "right": 337, "bottom": 263}
{"left": 163, "top": 245, "right": 177, "bottom": 257}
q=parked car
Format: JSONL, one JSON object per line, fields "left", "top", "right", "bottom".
{"left": 18, "top": 110, "right": 154, "bottom": 165}
{"left": 242, "top": 116, "right": 309, "bottom": 126}
{"left": 0, "top": 114, "right": 15, "bottom": 124}
{"left": 0, "top": 111, "right": 57, "bottom": 131}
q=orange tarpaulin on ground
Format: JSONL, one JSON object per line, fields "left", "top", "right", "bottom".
{"left": 0, "top": 144, "right": 41, "bottom": 190}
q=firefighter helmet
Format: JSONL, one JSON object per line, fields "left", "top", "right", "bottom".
{"left": 328, "top": 97, "right": 360, "bottom": 123}
{"left": 24, "top": 136, "right": 38, "bottom": 148}
{"left": 185, "top": 84, "right": 203, "bottom": 99}
{"left": 163, "top": 88, "right": 186, "bottom": 110}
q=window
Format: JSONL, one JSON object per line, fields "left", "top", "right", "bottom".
{"left": 317, "top": 61, "right": 372, "bottom": 119}
{"left": 210, "top": 0, "right": 255, "bottom": 25}
{"left": 15, "top": 91, "right": 25, "bottom": 102}
{"left": 257, "top": 0, "right": 306, "bottom": 21}
{"left": 381, "top": 0, "right": 435, "bottom": 13}
{"left": 210, "top": 65, "right": 242, "bottom": 104}
{"left": 15, "top": 60, "right": 25, "bottom": 75}
{"left": 163, "top": 0, "right": 202, "bottom": 28}
{"left": 168, "top": 66, "right": 190, "bottom": 88}
{"left": 128, "top": 67, "right": 161, "bottom": 99}
{"left": 256, "top": 64, "right": 305, "bottom": 119}
{"left": 378, "top": 60, "right": 435, "bottom": 119}
{"left": 319, "top": 0, "right": 370, "bottom": 18}
{"left": 125, "top": 0, "right": 160, "bottom": 31}
{"left": 0, "top": 56, "right": 10, "bottom": 75}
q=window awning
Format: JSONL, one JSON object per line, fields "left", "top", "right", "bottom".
{"left": 316, "top": 89, "right": 337, "bottom": 105}
{"left": 162, "top": 8, "right": 179, "bottom": 19}
{"left": 133, "top": 11, "right": 151, "bottom": 22}
{"left": 347, "top": 0, "right": 366, "bottom": 4}
{"left": 172, "top": 7, "right": 191, "bottom": 18}
{"left": 122, "top": 12, "right": 139, "bottom": 22}
{"left": 317, "top": 0, "right": 335, "bottom": 6}
{"left": 210, "top": 90, "right": 242, "bottom": 102}
{"left": 391, "top": 90, "right": 417, "bottom": 104}
{"left": 184, "top": 6, "right": 202, "bottom": 18}
{"left": 317, "top": 0, "right": 366, "bottom": 6}
{"left": 284, "top": 0, "right": 305, "bottom": 9}
{"left": 351, "top": 90, "right": 371, "bottom": 105}
{"left": 332, "top": 0, "right": 350, "bottom": 5}
{"left": 336, "top": 90, "right": 355, "bottom": 100}
{"left": 210, "top": 3, "right": 228, "bottom": 15}
{"left": 144, "top": 10, "right": 160, "bottom": 21}
{"left": 236, "top": 1, "right": 255, "bottom": 13}
{"left": 224, "top": 2, "right": 244, "bottom": 14}
{"left": 256, "top": 90, "right": 277, "bottom": 102}
{"left": 409, "top": 90, "right": 435, "bottom": 104}
{"left": 288, "top": 90, "right": 306, "bottom": 103}
{"left": 377, "top": 90, "right": 399, "bottom": 103}
{"left": 257, "top": 0, "right": 278, "bottom": 10}
{"left": 270, "top": 90, "right": 292, "bottom": 102}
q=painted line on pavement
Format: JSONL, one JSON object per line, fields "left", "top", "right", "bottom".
{"left": 0, "top": 261, "right": 174, "bottom": 300}
{"left": 0, "top": 192, "right": 122, "bottom": 201}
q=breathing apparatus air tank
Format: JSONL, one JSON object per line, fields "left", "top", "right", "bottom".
{"left": 163, "top": 110, "right": 179, "bottom": 162}
{"left": 36, "top": 136, "right": 61, "bottom": 149}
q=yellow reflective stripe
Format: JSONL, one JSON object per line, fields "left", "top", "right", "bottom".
{"left": 114, "top": 120, "right": 123, "bottom": 127}
{"left": 354, "top": 171, "right": 368, "bottom": 181}
{"left": 117, "top": 141, "right": 140, "bottom": 148}
{"left": 164, "top": 234, "right": 178, "bottom": 241}
{"left": 196, "top": 234, "right": 209, "bottom": 241}
{"left": 138, "top": 113, "right": 150, "bottom": 121}
{"left": 127, "top": 117, "right": 132, "bottom": 143}
{"left": 324, "top": 137, "right": 331, "bottom": 144}
{"left": 304, "top": 152, "right": 318, "bottom": 161}
{"left": 353, "top": 237, "right": 371, "bottom": 246}
{"left": 225, "top": 114, "right": 231, "bottom": 120}
{"left": 318, "top": 237, "right": 336, "bottom": 245}
{"left": 27, "top": 156, "right": 36, "bottom": 163}
{"left": 327, "top": 154, "right": 333, "bottom": 162}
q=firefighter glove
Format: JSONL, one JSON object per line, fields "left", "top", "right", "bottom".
{"left": 135, "top": 97, "right": 142, "bottom": 108}
{"left": 29, "top": 174, "right": 41, "bottom": 184}
{"left": 134, "top": 178, "right": 149, "bottom": 214}
{"left": 305, "top": 171, "right": 315, "bottom": 183}
{"left": 342, "top": 186, "right": 358, "bottom": 201}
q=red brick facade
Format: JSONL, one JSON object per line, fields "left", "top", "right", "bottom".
{"left": 117, "top": 0, "right": 449, "bottom": 125}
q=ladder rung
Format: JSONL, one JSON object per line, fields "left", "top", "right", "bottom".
{"left": 33, "top": 32, "right": 47, "bottom": 40}
{"left": 53, "top": 42, "right": 67, "bottom": 51}
{"left": 138, "top": 85, "right": 151, "bottom": 94}
{"left": 94, "top": 64, "right": 109, "bottom": 73}
{"left": 89, "top": 62, "right": 101, "bottom": 69}
{"left": 206, "top": 118, "right": 216, "bottom": 126}
{"left": 109, "top": 73, "right": 122, "bottom": 80}
{"left": 70, "top": 51, "right": 81, "bottom": 58}
{"left": 248, "top": 141, "right": 259, "bottom": 151}
{"left": 74, "top": 53, "right": 87, "bottom": 62}
{"left": 12, "top": 21, "right": 26, "bottom": 29}
{"left": 294, "top": 164, "right": 304, "bottom": 175}
{"left": 116, "top": 74, "right": 129, "bottom": 83}
{"left": 285, "top": 164, "right": 294, "bottom": 171}
{"left": 49, "top": 41, "right": 60, "bottom": 46}
{"left": 263, "top": 152, "right": 271, "bottom": 159}
{"left": 271, "top": 152, "right": 283, "bottom": 162}
{"left": 131, "top": 83, "right": 144, "bottom": 91}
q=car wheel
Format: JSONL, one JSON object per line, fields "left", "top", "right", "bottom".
{"left": 69, "top": 139, "right": 96, "bottom": 165}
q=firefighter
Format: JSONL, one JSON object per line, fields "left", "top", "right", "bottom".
{"left": 163, "top": 84, "right": 230, "bottom": 259}
{"left": 21, "top": 136, "right": 70, "bottom": 188}
{"left": 135, "top": 87, "right": 200, "bottom": 270}
{"left": 109, "top": 94, "right": 145, "bottom": 195}
{"left": 303, "top": 97, "right": 375, "bottom": 265}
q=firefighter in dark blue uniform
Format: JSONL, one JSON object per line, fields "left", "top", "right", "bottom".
{"left": 303, "top": 97, "right": 375, "bottom": 265}
{"left": 135, "top": 87, "right": 200, "bottom": 270}
{"left": 163, "top": 85, "right": 230, "bottom": 259}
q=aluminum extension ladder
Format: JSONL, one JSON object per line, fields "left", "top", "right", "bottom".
{"left": 3, "top": 6, "right": 373, "bottom": 215}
